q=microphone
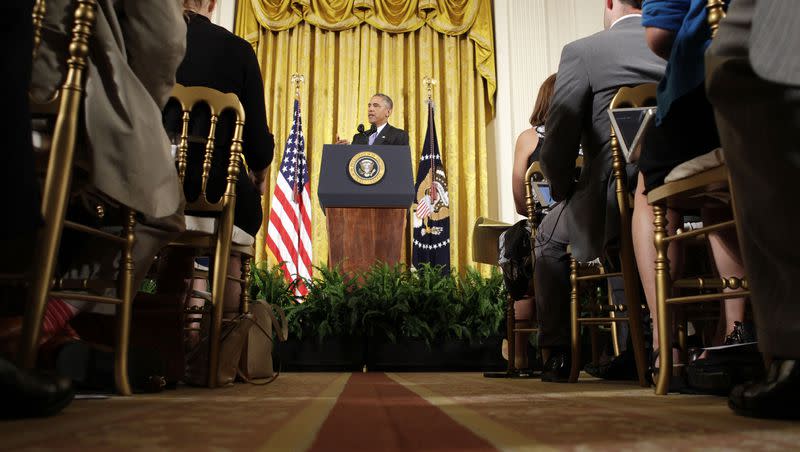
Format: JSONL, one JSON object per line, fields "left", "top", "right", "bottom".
{"left": 357, "top": 124, "right": 377, "bottom": 135}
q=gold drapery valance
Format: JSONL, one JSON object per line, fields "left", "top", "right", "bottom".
{"left": 245, "top": 0, "right": 478, "bottom": 33}
{"left": 237, "top": 0, "right": 495, "bottom": 106}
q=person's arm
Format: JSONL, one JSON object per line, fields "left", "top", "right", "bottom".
{"left": 120, "top": 0, "right": 186, "bottom": 108}
{"left": 540, "top": 42, "right": 590, "bottom": 202}
{"left": 512, "top": 129, "right": 538, "bottom": 215}
{"left": 239, "top": 41, "right": 274, "bottom": 175}
{"left": 646, "top": 28, "right": 677, "bottom": 59}
{"left": 641, "top": 0, "right": 691, "bottom": 60}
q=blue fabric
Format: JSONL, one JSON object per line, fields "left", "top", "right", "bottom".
{"left": 642, "top": 0, "right": 729, "bottom": 124}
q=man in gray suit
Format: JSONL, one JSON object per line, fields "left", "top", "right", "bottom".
{"left": 28, "top": 0, "right": 187, "bottom": 317}
{"left": 706, "top": 0, "right": 800, "bottom": 419}
{"left": 536, "top": 0, "right": 665, "bottom": 381}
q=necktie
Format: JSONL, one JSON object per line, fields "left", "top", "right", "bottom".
{"left": 368, "top": 131, "right": 378, "bottom": 145}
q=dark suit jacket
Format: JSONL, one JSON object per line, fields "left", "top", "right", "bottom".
{"left": 352, "top": 124, "right": 409, "bottom": 146}
{"left": 31, "top": 0, "right": 186, "bottom": 218}
{"left": 164, "top": 13, "right": 274, "bottom": 206}
{"left": 540, "top": 16, "right": 665, "bottom": 260}
{"left": 751, "top": 0, "right": 800, "bottom": 86}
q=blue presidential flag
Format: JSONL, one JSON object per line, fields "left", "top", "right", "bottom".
{"left": 412, "top": 101, "right": 450, "bottom": 272}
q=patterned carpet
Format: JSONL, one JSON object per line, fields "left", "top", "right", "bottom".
{"left": 2, "top": 373, "right": 799, "bottom": 451}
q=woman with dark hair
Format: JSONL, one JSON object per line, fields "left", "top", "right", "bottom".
{"left": 501, "top": 74, "right": 556, "bottom": 369}
{"left": 512, "top": 74, "right": 556, "bottom": 215}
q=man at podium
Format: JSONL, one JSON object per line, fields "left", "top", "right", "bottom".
{"left": 337, "top": 93, "right": 409, "bottom": 146}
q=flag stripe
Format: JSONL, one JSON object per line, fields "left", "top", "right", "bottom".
{"left": 268, "top": 210, "right": 299, "bottom": 265}
{"left": 266, "top": 97, "right": 312, "bottom": 299}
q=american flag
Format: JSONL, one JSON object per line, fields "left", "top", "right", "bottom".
{"left": 266, "top": 99, "right": 312, "bottom": 297}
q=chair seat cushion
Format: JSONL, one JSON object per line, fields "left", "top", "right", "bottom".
{"left": 664, "top": 148, "right": 725, "bottom": 184}
{"left": 184, "top": 215, "right": 255, "bottom": 246}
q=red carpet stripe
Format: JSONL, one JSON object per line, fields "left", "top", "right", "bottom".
{"left": 309, "top": 372, "right": 497, "bottom": 452}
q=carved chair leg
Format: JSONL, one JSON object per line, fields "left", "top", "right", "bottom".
{"left": 569, "top": 257, "right": 581, "bottom": 383}
{"left": 653, "top": 203, "right": 672, "bottom": 395}
{"left": 113, "top": 208, "right": 136, "bottom": 396}
{"left": 208, "top": 245, "right": 232, "bottom": 388}
{"left": 619, "top": 234, "right": 649, "bottom": 387}
{"left": 506, "top": 294, "right": 516, "bottom": 374}
{"left": 240, "top": 254, "right": 251, "bottom": 313}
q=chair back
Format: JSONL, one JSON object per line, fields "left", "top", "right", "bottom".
{"left": 609, "top": 83, "right": 657, "bottom": 217}
{"left": 32, "top": 0, "right": 46, "bottom": 58}
{"left": 707, "top": 0, "right": 726, "bottom": 38}
{"left": 168, "top": 84, "right": 246, "bottom": 214}
{"left": 20, "top": 1, "right": 141, "bottom": 396}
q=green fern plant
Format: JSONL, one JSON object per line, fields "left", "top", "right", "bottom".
{"left": 246, "top": 261, "right": 507, "bottom": 344}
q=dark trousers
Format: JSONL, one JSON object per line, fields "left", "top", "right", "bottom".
{"left": 533, "top": 202, "right": 572, "bottom": 348}
{"left": 638, "top": 84, "right": 721, "bottom": 193}
{"left": 707, "top": 0, "right": 800, "bottom": 359}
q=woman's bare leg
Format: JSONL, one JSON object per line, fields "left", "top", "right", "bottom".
{"left": 632, "top": 172, "right": 681, "bottom": 357}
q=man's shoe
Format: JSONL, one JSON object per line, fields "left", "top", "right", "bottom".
{"left": 56, "top": 340, "right": 166, "bottom": 393}
{"left": 0, "top": 357, "right": 74, "bottom": 418}
{"left": 541, "top": 350, "right": 571, "bottom": 383}
{"left": 729, "top": 359, "right": 800, "bottom": 419}
{"left": 584, "top": 348, "right": 638, "bottom": 381}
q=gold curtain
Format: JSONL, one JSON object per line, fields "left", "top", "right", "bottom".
{"left": 235, "top": 0, "right": 496, "bottom": 272}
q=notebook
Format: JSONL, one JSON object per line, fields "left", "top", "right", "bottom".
{"left": 608, "top": 107, "right": 656, "bottom": 163}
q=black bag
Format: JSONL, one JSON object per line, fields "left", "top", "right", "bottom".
{"left": 498, "top": 219, "right": 533, "bottom": 300}
{"left": 685, "top": 343, "right": 764, "bottom": 395}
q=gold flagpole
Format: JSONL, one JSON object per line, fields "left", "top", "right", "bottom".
{"left": 291, "top": 73, "right": 305, "bottom": 100}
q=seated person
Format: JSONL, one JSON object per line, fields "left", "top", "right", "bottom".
{"left": 512, "top": 74, "right": 556, "bottom": 216}
{"left": 537, "top": 0, "right": 665, "bottom": 382}
{"left": 4, "top": 0, "right": 187, "bottom": 351}
{"left": 161, "top": 0, "right": 275, "bottom": 321}
{"left": 632, "top": 0, "right": 748, "bottom": 376}
{"left": 499, "top": 74, "right": 556, "bottom": 369}
{"left": 707, "top": 0, "right": 800, "bottom": 418}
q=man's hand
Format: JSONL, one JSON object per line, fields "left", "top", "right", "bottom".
{"left": 335, "top": 134, "right": 350, "bottom": 145}
{"left": 249, "top": 168, "right": 269, "bottom": 195}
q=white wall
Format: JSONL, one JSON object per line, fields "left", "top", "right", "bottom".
{"left": 489, "top": 0, "right": 603, "bottom": 223}
{"left": 211, "top": 0, "right": 237, "bottom": 32}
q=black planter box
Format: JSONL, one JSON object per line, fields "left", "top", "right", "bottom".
{"left": 278, "top": 336, "right": 366, "bottom": 372}
{"left": 277, "top": 335, "right": 507, "bottom": 372}
{"left": 366, "top": 336, "right": 506, "bottom": 371}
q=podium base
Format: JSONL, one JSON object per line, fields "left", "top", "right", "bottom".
{"left": 327, "top": 207, "right": 407, "bottom": 275}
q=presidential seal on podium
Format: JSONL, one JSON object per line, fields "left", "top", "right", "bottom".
{"left": 348, "top": 151, "right": 385, "bottom": 185}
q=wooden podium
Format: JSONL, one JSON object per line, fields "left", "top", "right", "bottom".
{"left": 318, "top": 144, "right": 415, "bottom": 275}
{"left": 326, "top": 208, "right": 407, "bottom": 274}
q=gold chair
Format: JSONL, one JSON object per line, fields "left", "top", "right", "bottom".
{"left": 472, "top": 216, "right": 534, "bottom": 377}
{"left": 648, "top": 0, "right": 743, "bottom": 395}
{"left": 648, "top": 166, "right": 747, "bottom": 395}
{"left": 12, "top": 0, "right": 139, "bottom": 396}
{"left": 167, "top": 83, "right": 255, "bottom": 388}
{"left": 567, "top": 84, "right": 656, "bottom": 387}
{"left": 475, "top": 157, "right": 550, "bottom": 377}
